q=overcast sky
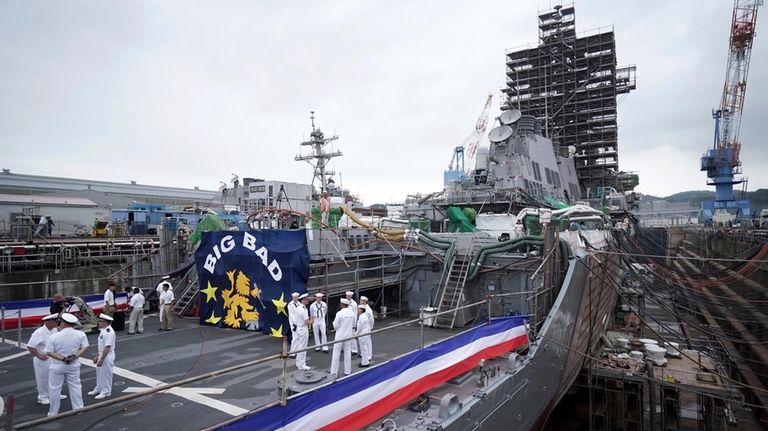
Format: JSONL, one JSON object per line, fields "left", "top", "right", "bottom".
{"left": 1, "top": 0, "right": 766, "bottom": 205}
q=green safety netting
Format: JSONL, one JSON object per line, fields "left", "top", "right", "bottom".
{"left": 446, "top": 206, "right": 475, "bottom": 233}
{"left": 543, "top": 196, "right": 569, "bottom": 209}
{"left": 189, "top": 214, "right": 228, "bottom": 246}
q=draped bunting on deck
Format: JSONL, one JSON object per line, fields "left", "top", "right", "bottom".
{"left": 218, "top": 316, "right": 529, "bottom": 431}
{"left": 194, "top": 230, "right": 309, "bottom": 336}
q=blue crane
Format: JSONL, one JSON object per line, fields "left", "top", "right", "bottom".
{"left": 701, "top": 0, "right": 761, "bottom": 224}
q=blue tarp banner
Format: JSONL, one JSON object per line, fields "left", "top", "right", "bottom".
{"left": 194, "top": 230, "right": 309, "bottom": 336}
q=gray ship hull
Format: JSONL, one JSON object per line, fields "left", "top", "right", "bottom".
{"left": 389, "top": 253, "right": 620, "bottom": 431}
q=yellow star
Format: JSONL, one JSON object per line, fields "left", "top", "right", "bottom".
{"left": 272, "top": 292, "right": 287, "bottom": 316}
{"left": 201, "top": 281, "right": 218, "bottom": 302}
{"left": 270, "top": 324, "right": 283, "bottom": 338}
{"left": 205, "top": 311, "right": 222, "bottom": 325}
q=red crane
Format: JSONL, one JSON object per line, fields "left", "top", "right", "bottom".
{"left": 701, "top": 0, "right": 761, "bottom": 218}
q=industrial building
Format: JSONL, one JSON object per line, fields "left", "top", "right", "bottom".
{"left": 244, "top": 180, "right": 314, "bottom": 214}
{"left": 0, "top": 169, "right": 220, "bottom": 207}
{"left": 503, "top": 4, "right": 637, "bottom": 197}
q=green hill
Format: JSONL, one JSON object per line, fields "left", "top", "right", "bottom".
{"left": 642, "top": 189, "right": 768, "bottom": 210}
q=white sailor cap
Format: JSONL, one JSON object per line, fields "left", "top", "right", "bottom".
{"left": 291, "top": 292, "right": 300, "bottom": 298}
{"left": 161, "top": 275, "right": 171, "bottom": 280}
{"left": 298, "top": 293, "right": 309, "bottom": 300}
{"left": 360, "top": 296, "right": 368, "bottom": 301}
{"left": 345, "top": 291, "right": 354, "bottom": 296}
{"left": 340, "top": 298, "right": 350, "bottom": 305}
{"left": 60, "top": 313, "right": 78, "bottom": 324}
{"left": 315, "top": 293, "right": 324, "bottom": 298}
{"left": 98, "top": 313, "right": 114, "bottom": 322}
{"left": 42, "top": 314, "right": 59, "bottom": 321}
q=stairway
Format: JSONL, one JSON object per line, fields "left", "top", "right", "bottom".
{"left": 174, "top": 265, "right": 200, "bottom": 317}
{"left": 433, "top": 247, "right": 472, "bottom": 329}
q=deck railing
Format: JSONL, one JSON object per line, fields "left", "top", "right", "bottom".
{"left": 10, "top": 293, "right": 533, "bottom": 430}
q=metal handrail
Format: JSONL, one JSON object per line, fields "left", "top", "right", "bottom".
{"left": 11, "top": 294, "right": 529, "bottom": 430}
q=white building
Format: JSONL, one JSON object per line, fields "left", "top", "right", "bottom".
{"left": 0, "top": 194, "right": 108, "bottom": 237}
{"left": 244, "top": 180, "right": 314, "bottom": 214}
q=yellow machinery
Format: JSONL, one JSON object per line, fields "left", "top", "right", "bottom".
{"left": 92, "top": 220, "right": 109, "bottom": 237}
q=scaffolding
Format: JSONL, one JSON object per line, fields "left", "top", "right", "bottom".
{"left": 503, "top": 3, "right": 637, "bottom": 196}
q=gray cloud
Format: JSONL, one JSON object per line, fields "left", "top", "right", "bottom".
{"left": 1, "top": 0, "right": 766, "bottom": 204}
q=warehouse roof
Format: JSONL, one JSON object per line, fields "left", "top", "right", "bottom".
{"left": 0, "top": 194, "right": 97, "bottom": 207}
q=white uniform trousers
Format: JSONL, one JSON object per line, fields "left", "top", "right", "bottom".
{"left": 313, "top": 322, "right": 328, "bottom": 351}
{"left": 330, "top": 340, "right": 352, "bottom": 377}
{"left": 95, "top": 353, "right": 115, "bottom": 396}
{"left": 289, "top": 329, "right": 298, "bottom": 354}
{"left": 294, "top": 327, "right": 309, "bottom": 369}
{"left": 47, "top": 362, "right": 83, "bottom": 416}
{"left": 368, "top": 337, "right": 373, "bottom": 361}
{"left": 128, "top": 307, "right": 144, "bottom": 333}
{"left": 33, "top": 357, "right": 51, "bottom": 402}
{"left": 359, "top": 334, "right": 372, "bottom": 366}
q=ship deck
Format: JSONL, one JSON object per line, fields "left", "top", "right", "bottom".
{"left": 0, "top": 312, "right": 452, "bottom": 430}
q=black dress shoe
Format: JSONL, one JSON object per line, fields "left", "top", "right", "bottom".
{"left": 359, "top": 363, "right": 370, "bottom": 368}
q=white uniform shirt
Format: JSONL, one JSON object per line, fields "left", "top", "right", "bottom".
{"left": 98, "top": 325, "right": 116, "bottom": 356}
{"left": 28, "top": 325, "right": 58, "bottom": 354}
{"left": 332, "top": 307, "right": 356, "bottom": 339}
{"left": 104, "top": 289, "right": 115, "bottom": 306}
{"left": 129, "top": 292, "right": 145, "bottom": 309}
{"left": 45, "top": 327, "right": 89, "bottom": 359}
{"left": 295, "top": 304, "right": 309, "bottom": 330}
{"left": 159, "top": 290, "right": 174, "bottom": 306}
{"left": 288, "top": 300, "right": 302, "bottom": 331}
{"left": 356, "top": 313, "right": 371, "bottom": 336}
{"left": 347, "top": 299, "right": 357, "bottom": 313}
{"left": 363, "top": 304, "right": 374, "bottom": 328}
{"left": 309, "top": 301, "right": 328, "bottom": 322}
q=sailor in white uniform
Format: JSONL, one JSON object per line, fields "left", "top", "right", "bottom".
{"left": 288, "top": 292, "right": 301, "bottom": 358}
{"left": 293, "top": 293, "right": 311, "bottom": 370}
{"left": 156, "top": 276, "right": 173, "bottom": 323}
{"left": 88, "top": 314, "right": 116, "bottom": 399}
{"left": 345, "top": 291, "right": 358, "bottom": 354}
{"left": 27, "top": 314, "right": 65, "bottom": 405}
{"left": 44, "top": 313, "right": 89, "bottom": 416}
{"left": 309, "top": 293, "right": 328, "bottom": 352}
{"left": 360, "top": 296, "right": 375, "bottom": 362}
{"left": 330, "top": 298, "right": 356, "bottom": 378}
{"left": 128, "top": 287, "right": 145, "bottom": 334}
{"left": 355, "top": 305, "right": 372, "bottom": 367}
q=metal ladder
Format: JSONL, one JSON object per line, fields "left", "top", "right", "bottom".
{"left": 433, "top": 244, "right": 472, "bottom": 329}
{"left": 174, "top": 264, "right": 201, "bottom": 317}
